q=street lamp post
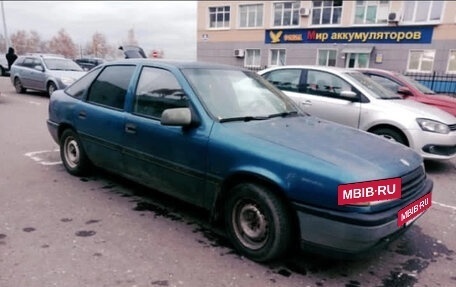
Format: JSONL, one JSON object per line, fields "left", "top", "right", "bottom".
{"left": 1, "top": 1, "right": 9, "bottom": 50}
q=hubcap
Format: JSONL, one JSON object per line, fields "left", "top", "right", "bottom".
{"left": 64, "top": 137, "right": 80, "bottom": 168}
{"left": 233, "top": 201, "right": 268, "bottom": 250}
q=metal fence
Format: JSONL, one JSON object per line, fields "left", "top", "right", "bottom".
{"left": 405, "top": 71, "right": 456, "bottom": 96}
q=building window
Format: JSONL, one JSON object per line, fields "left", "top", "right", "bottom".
{"left": 447, "top": 50, "right": 456, "bottom": 74}
{"left": 354, "top": 1, "right": 389, "bottom": 24}
{"left": 244, "top": 49, "right": 261, "bottom": 68}
{"left": 403, "top": 1, "right": 443, "bottom": 23}
{"left": 239, "top": 4, "right": 263, "bottom": 28}
{"left": 273, "top": 1, "right": 300, "bottom": 27}
{"left": 270, "top": 49, "right": 286, "bottom": 66}
{"left": 345, "top": 53, "right": 370, "bottom": 68}
{"left": 209, "top": 6, "right": 230, "bottom": 28}
{"left": 407, "top": 50, "right": 435, "bottom": 72}
{"left": 311, "top": 0, "right": 343, "bottom": 25}
{"left": 317, "top": 49, "right": 337, "bottom": 66}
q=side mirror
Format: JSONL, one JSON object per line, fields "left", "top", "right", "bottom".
{"left": 397, "top": 86, "right": 412, "bottom": 96}
{"left": 161, "top": 107, "right": 192, "bottom": 126}
{"left": 34, "top": 65, "right": 44, "bottom": 72}
{"left": 340, "top": 90, "right": 358, "bottom": 101}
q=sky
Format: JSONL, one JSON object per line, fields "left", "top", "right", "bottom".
{"left": 2, "top": 1, "right": 197, "bottom": 59}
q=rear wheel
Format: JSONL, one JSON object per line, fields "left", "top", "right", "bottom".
{"left": 47, "top": 82, "right": 57, "bottom": 97}
{"left": 60, "top": 129, "right": 91, "bottom": 176}
{"left": 224, "top": 182, "right": 293, "bottom": 262}
{"left": 371, "top": 128, "right": 407, "bottom": 146}
{"left": 14, "top": 77, "right": 26, "bottom": 94}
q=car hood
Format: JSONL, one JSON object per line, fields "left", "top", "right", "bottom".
{"left": 48, "top": 70, "right": 86, "bottom": 79}
{"left": 229, "top": 115, "right": 422, "bottom": 183}
{"left": 414, "top": 94, "right": 456, "bottom": 116}
{"left": 374, "top": 98, "right": 455, "bottom": 123}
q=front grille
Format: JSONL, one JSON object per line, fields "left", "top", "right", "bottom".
{"left": 449, "top": 124, "right": 456, "bottom": 131}
{"left": 401, "top": 166, "right": 426, "bottom": 199}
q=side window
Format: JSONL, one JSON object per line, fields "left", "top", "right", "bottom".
{"left": 87, "top": 65, "right": 135, "bottom": 110}
{"left": 134, "top": 67, "right": 188, "bottom": 118}
{"left": 307, "top": 70, "right": 352, "bottom": 98}
{"left": 22, "top": 58, "right": 37, "bottom": 68}
{"left": 65, "top": 67, "right": 101, "bottom": 99}
{"left": 263, "top": 69, "right": 302, "bottom": 92}
{"left": 369, "top": 75, "right": 401, "bottom": 92}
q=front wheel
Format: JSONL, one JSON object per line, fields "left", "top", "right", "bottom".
{"left": 224, "top": 183, "right": 293, "bottom": 262}
{"left": 60, "top": 129, "right": 91, "bottom": 176}
{"left": 371, "top": 128, "right": 407, "bottom": 146}
{"left": 47, "top": 82, "right": 57, "bottom": 97}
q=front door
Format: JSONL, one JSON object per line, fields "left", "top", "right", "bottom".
{"left": 123, "top": 66, "right": 209, "bottom": 207}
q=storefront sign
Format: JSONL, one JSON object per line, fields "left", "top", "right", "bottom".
{"left": 266, "top": 26, "right": 434, "bottom": 44}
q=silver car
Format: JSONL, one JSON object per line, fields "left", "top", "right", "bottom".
{"left": 10, "top": 54, "right": 86, "bottom": 97}
{"left": 259, "top": 66, "right": 456, "bottom": 161}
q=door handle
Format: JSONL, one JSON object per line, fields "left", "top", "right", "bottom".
{"left": 78, "top": 111, "right": 87, "bottom": 119}
{"left": 301, "top": 100, "right": 312, "bottom": 106}
{"left": 125, "top": 123, "right": 137, "bottom": 134}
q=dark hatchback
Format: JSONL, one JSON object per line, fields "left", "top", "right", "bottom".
{"left": 47, "top": 59, "right": 432, "bottom": 262}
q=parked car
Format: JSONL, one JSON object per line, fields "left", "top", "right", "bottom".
{"left": 0, "top": 54, "right": 9, "bottom": 76}
{"left": 357, "top": 68, "right": 456, "bottom": 116}
{"left": 47, "top": 59, "right": 432, "bottom": 262}
{"left": 74, "top": 57, "right": 105, "bottom": 71}
{"left": 259, "top": 66, "right": 456, "bottom": 161}
{"left": 10, "top": 54, "right": 86, "bottom": 97}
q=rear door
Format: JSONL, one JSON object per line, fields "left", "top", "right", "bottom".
{"left": 17, "top": 57, "right": 43, "bottom": 89}
{"left": 74, "top": 64, "right": 136, "bottom": 173}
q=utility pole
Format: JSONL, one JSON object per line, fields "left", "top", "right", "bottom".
{"left": 1, "top": 1, "right": 9, "bottom": 50}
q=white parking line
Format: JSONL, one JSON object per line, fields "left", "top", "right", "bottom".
{"left": 432, "top": 201, "right": 456, "bottom": 211}
{"left": 28, "top": 101, "right": 41, "bottom": 106}
{"left": 24, "top": 149, "right": 61, "bottom": 165}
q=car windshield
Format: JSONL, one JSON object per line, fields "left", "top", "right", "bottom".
{"left": 395, "top": 73, "right": 436, "bottom": 95}
{"left": 44, "top": 58, "right": 84, "bottom": 71}
{"left": 346, "top": 72, "right": 402, "bottom": 99}
{"left": 182, "top": 68, "right": 300, "bottom": 121}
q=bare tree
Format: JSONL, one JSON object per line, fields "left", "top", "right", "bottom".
{"left": 85, "top": 32, "right": 108, "bottom": 58}
{"left": 48, "top": 29, "right": 77, "bottom": 58}
{"left": 10, "top": 30, "right": 28, "bottom": 55}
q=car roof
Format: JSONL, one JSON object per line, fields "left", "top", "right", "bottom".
{"left": 104, "top": 59, "right": 246, "bottom": 70}
{"left": 259, "top": 65, "right": 355, "bottom": 75}
{"left": 356, "top": 68, "right": 400, "bottom": 76}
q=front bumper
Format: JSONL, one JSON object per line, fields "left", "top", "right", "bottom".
{"left": 292, "top": 178, "right": 433, "bottom": 254}
{"left": 47, "top": 119, "right": 59, "bottom": 144}
{"left": 408, "top": 129, "right": 456, "bottom": 160}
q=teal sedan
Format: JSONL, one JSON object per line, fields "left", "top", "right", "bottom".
{"left": 47, "top": 59, "right": 432, "bottom": 262}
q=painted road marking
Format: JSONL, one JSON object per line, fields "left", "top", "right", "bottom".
{"left": 24, "top": 149, "right": 61, "bottom": 165}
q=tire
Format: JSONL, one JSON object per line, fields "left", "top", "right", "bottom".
{"left": 1, "top": 67, "right": 5, "bottom": 77}
{"left": 224, "top": 183, "right": 293, "bottom": 262}
{"left": 371, "top": 128, "right": 407, "bottom": 146}
{"left": 60, "top": 129, "right": 91, "bottom": 176}
{"left": 47, "top": 82, "right": 57, "bottom": 97}
{"left": 14, "top": 77, "right": 26, "bottom": 94}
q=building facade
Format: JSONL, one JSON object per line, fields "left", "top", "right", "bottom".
{"left": 196, "top": 1, "right": 456, "bottom": 74}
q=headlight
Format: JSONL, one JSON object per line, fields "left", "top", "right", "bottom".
{"left": 61, "top": 77, "right": 75, "bottom": 86}
{"left": 416, "top": 118, "right": 450, "bottom": 134}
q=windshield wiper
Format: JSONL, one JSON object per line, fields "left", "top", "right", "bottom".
{"left": 220, "top": 116, "right": 269, "bottom": 123}
{"left": 267, "top": 111, "right": 299, "bottom": 119}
